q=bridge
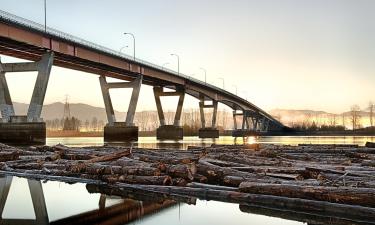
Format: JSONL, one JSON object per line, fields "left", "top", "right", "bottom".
{"left": 0, "top": 10, "right": 285, "bottom": 144}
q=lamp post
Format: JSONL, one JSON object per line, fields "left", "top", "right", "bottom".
{"left": 162, "top": 62, "right": 169, "bottom": 70}
{"left": 119, "top": 46, "right": 128, "bottom": 54}
{"left": 170, "top": 54, "right": 180, "bottom": 75}
{"left": 218, "top": 77, "right": 225, "bottom": 89}
{"left": 199, "top": 67, "right": 207, "bottom": 84}
{"left": 124, "top": 32, "right": 135, "bottom": 61}
{"left": 44, "top": 0, "right": 47, "bottom": 32}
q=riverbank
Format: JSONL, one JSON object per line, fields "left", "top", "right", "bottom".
{"left": 1, "top": 142, "right": 375, "bottom": 224}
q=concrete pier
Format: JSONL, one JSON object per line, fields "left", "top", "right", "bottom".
{"left": 156, "top": 125, "right": 183, "bottom": 140}
{"left": 0, "top": 52, "right": 53, "bottom": 145}
{"left": 153, "top": 86, "right": 185, "bottom": 140}
{"left": 198, "top": 128, "right": 219, "bottom": 138}
{"left": 104, "top": 123, "right": 138, "bottom": 142}
{"left": 198, "top": 97, "right": 219, "bottom": 138}
{"left": 232, "top": 129, "right": 257, "bottom": 137}
{"left": 0, "top": 116, "right": 46, "bottom": 144}
{"left": 100, "top": 75, "right": 142, "bottom": 142}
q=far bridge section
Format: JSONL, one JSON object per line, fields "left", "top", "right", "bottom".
{"left": 0, "top": 10, "right": 285, "bottom": 144}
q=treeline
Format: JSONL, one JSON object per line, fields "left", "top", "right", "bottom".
{"left": 46, "top": 110, "right": 232, "bottom": 132}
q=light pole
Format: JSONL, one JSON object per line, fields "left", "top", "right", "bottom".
{"left": 199, "top": 67, "right": 207, "bottom": 84}
{"left": 124, "top": 32, "right": 135, "bottom": 61}
{"left": 232, "top": 85, "right": 238, "bottom": 95}
{"left": 170, "top": 54, "right": 180, "bottom": 75}
{"left": 218, "top": 77, "right": 225, "bottom": 89}
{"left": 119, "top": 46, "right": 128, "bottom": 54}
{"left": 44, "top": 0, "right": 47, "bottom": 32}
{"left": 162, "top": 62, "right": 169, "bottom": 70}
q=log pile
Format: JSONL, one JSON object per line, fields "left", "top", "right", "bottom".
{"left": 1, "top": 142, "right": 375, "bottom": 223}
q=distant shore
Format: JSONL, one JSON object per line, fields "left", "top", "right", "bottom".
{"left": 46, "top": 130, "right": 375, "bottom": 138}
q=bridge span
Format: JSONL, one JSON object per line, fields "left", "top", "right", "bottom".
{"left": 0, "top": 10, "right": 285, "bottom": 143}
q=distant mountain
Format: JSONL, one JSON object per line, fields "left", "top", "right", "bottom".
{"left": 12, "top": 102, "right": 126, "bottom": 122}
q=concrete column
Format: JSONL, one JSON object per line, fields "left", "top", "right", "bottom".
{"left": 199, "top": 99, "right": 205, "bottom": 128}
{"left": 233, "top": 111, "right": 237, "bottom": 130}
{"left": 173, "top": 90, "right": 185, "bottom": 126}
{"left": 125, "top": 75, "right": 142, "bottom": 126}
{"left": 99, "top": 76, "right": 116, "bottom": 126}
{"left": 28, "top": 179, "right": 49, "bottom": 225}
{"left": 0, "top": 61, "right": 14, "bottom": 122}
{"left": 265, "top": 119, "right": 270, "bottom": 132}
{"left": 242, "top": 112, "right": 246, "bottom": 130}
{"left": 27, "top": 52, "right": 54, "bottom": 122}
{"left": 0, "top": 176, "right": 12, "bottom": 217}
{"left": 211, "top": 100, "right": 218, "bottom": 128}
{"left": 153, "top": 87, "right": 165, "bottom": 126}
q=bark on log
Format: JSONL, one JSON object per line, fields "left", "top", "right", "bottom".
{"left": 239, "top": 182, "right": 375, "bottom": 207}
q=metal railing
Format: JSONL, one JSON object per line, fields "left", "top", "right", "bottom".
{"left": 0, "top": 9, "right": 281, "bottom": 125}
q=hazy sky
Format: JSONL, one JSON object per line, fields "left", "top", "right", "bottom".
{"left": 0, "top": 0, "right": 374, "bottom": 114}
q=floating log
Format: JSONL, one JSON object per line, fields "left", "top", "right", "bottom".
{"left": 239, "top": 182, "right": 375, "bottom": 207}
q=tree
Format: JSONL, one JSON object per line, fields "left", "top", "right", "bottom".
{"left": 350, "top": 105, "right": 361, "bottom": 130}
{"left": 85, "top": 119, "right": 90, "bottom": 131}
{"left": 91, "top": 117, "right": 98, "bottom": 131}
{"left": 369, "top": 101, "right": 374, "bottom": 127}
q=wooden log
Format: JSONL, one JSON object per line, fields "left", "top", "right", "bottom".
{"left": 167, "top": 163, "right": 196, "bottom": 180}
{"left": 134, "top": 153, "right": 197, "bottom": 164}
{"left": 239, "top": 182, "right": 375, "bottom": 207}
{"left": 0, "top": 151, "right": 19, "bottom": 162}
{"left": 187, "top": 182, "right": 238, "bottom": 191}
{"left": 102, "top": 175, "right": 173, "bottom": 186}
{"left": 239, "top": 204, "right": 373, "bottom": 225}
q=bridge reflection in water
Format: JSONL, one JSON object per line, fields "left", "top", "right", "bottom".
{"left": 0, "top": 176, "right": 182, "bottom": 225}
{"left": 0, "top": 176, "right": 371, "bottom": 225}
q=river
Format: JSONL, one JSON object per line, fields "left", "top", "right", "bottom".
{"left": 1, "top": 136, "right": 374, "bottom": 225}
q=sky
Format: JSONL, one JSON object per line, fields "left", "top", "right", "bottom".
{"left": 0, "top": 0, "right": 374, "bottom": 114}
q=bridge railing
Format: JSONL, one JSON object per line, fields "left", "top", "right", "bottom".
{"left": 0, "top": 9, "right": 281, "bottom": 125}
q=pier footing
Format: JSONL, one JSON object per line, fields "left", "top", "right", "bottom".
{"left": 232, "top": 129, "right": 258, "bottom": 137}
{"left": 104, "top": 123, "right": 138, "bottom": 142}
{"left": 0, "top": 120, "right": 46, "bottom": 144}
{"left": 156, "top": 125, "right": 183, "bottom": 140}
{"left": 198, "top": 128, "right": 219, "bottom": 138}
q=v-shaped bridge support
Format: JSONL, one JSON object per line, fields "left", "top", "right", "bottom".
{"left": 0, "top": 52, "right": 54, "bottom": 144}
{"left": 153, "top": 86, "right": 185, "bottom": 140}
{"left": 99, "top": 75, "right": 142, "bottom": 142}
{"left": 0, "top": 177, "right": 49, "bottom": 225}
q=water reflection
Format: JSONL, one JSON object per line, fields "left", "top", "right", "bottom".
{"left": 1, "top": 176, "right": 374, "bottom": 225}
{"left": 0, "top": 176, "right": 303, "bottom": 225}
{"left": 46, "top": 136, "right": 375, "bottom": 149}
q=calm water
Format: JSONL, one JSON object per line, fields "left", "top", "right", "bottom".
{"left": 46, "top": 135, "right": 375, "bottom": 148}
{"left": 2, "top": 136, "right": 374, "bottom": 225}
{"left": 0, "top": 176, "right": 303, "bottom": 225}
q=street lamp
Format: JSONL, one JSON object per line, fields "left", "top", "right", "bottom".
{"left": 232, "top": 85, "right": 238, "bottom": 95}
{"left": 170, "top": 54, "right": 180, "bottom": 75}
{"left": 124, "top": 32, "right": 136, "bottom": 61}
{"left": 218, "top": 77, "right": 225, "bottom": 89}
{"left": 199, "top": 67, "right": 207, "bottom": 84}
{"left": 162, "top": 62, "right": 169, "bottom": 70}
{"left": 44, "top": 0, "right": 47, "bottom": 32}
{"left": 119, "top": 46, "right": 128, "bottom": 54}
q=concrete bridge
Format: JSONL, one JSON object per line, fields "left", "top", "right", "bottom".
{"left": 0, "top": 10, "right": 285, "bottom": 144}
